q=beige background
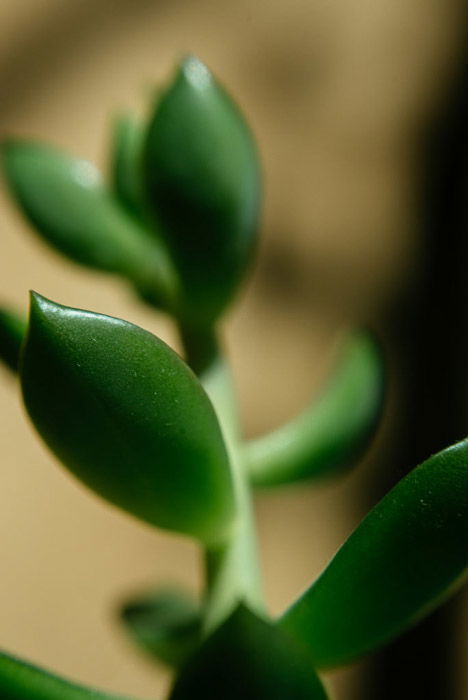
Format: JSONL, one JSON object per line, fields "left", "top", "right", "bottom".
{"left": 0, "top": 1, "right": 467, "bottom": 698}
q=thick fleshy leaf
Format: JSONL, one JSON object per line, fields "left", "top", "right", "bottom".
{"left": 245, "top": 331, "right": 385, "bottom": 487}
{"left": 144, "top": 56, "right": 261, "bottom": 326}
{"left": 169, "top": 606, "right": 328, "bottom": 700}
{"left": 20, "top": 293, "right": 235, "bottom": 544}
{"left": 0, "top": 307, "right": 26, "bottom": 373}
{"left": 280, "top": 439, "right": 468, "bottom": 667}
{"left": 2, "top": 141, "right": 178, "bottom": 310}
{"left": 119, "top": 587, "right": 201, "bottom": 667}
{"left": 0, "top": 649, "right": 136, "bottom": 700}
{"left": 109, "top": 113, "right": 147, "bottom": 221}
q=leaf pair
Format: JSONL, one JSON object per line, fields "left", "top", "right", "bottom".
{"left": 2, "top": 57, "right": 261, "bottom": 327}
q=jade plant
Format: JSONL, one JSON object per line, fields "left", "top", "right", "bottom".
{"left": 0, "top": 56, "right": 466, "bottom": 700}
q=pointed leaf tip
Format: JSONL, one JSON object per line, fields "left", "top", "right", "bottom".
{"left": 143, "top": 57, "right": 261, "bottom": 325}
{"left": 21, "top": 294, "right": 235, "bottom": 543}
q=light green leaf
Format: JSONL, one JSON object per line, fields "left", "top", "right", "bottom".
{"left": 20, "top": 293, "right": 235, "bottom": 544}
{"left": 0, "top": 649, "right": 137, "bottom": 700}
{"left": 143, "top": 56, "right": 261, "bottom": 326}
{"left": 279, "top": 439, "right": 468, "bottom": 667}
{"left": 2, "top": 141, "right": 179, "bottom": 311}
{"left": 169, "top": 606, "right": 328, "bottom": 700}
{"left": 245, "top": 331, "right": 385, "bottom": 487}
{"left": 119, "top": 587, "right": 200, "bottom": 668}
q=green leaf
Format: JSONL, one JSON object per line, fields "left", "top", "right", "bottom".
{"left": 20, "top": 293, "right": 235, "bottom": 544}
{"left": 143, "top": 56, "right": 261, "bottom": 326}
{"left": 0, "top": 307, "right": 26, "bottom": 373}
{"left": 169, "top": 606, "right": 328, "bottom": 700}
{"left": 0, "top": 648, "right": 137, "bottom": 700}
{"left": 279, "top": 439, "right": 468, "bottom": 667}
{"left": 245, "top": 331, "right": 385, "bottom": 487}
{"left": 119, "top": 587, "right": 201, "bottom": 668}
{"left": 2, "top": 141, "right": 179, "bottom": 311}
{"left": 109, "top": 113, "right": 148, "bottom": 221}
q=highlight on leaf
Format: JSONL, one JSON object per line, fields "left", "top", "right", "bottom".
{"left": 245, "top": 330, "right": 385, "bottom": 487}
{"left": 20, "top": 292, "right": 235, "bottom": 544}
{"left": 2, "top": 140, "right": 179, "bottom": 312}
{"left": 279, "top": 439, "right": 468, "bottom": 667}
{"left": 143, "top": 55, "right": 261, "bottom": 326}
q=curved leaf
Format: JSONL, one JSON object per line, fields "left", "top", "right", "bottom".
{"left": 2, "top": 141, "right": 179, "bottom": 310}
{"left": 119, "top": 587, "right": 200, "bottom": 667}
{"left": 0, "top": 649, "right": 137, "bottom": 700}
{"left": 169, "top": 606, "right": 328, "bottom": 700}
{"left": 143, "top": 56, "right": 261, "bottom": 326}
{"left": 20, "top": 293, "right": 235, "bottom": 544}
{"left": 279, "top": 439, "right": 468, "bottom": 667}
{"left": 245, "top": 331, "right": 385, "bottom": 487}
{"left": 0, "top": 307, "right": 26, "bottom": 373}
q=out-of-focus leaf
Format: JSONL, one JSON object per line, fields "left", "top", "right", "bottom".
{"left": 0, "top": 649, "right": 137, "bottom": 700}
{"left": 245, "top": 330, "right": 385, "bottom": 487}
{"left": 144, "top": 56, "right": 261, "bottom": 326}
{"left": 120, "top": 587, "right": 201, "bottom": 667}
{"left": 280, "top": 439, "right": 468, "bottom": 667}
{"left": 169, "top": 605, "right": 328, "bottom": 700}
{"left": 2, "top": 141, "right": 179, "bottom": 311}
{"left": 21, "top": 293, "right": 235, "bottom": 544}
{"left": 0, "top": 307, "right": 26, "bottom": 373}
{"left": 109, "top": 113, "right": 147, "bottom": 221}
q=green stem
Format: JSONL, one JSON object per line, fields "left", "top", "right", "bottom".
{"left": 179, "top": 323, "right": 264, "bottom": 634}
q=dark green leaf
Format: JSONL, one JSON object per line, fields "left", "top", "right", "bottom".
{"left": 0, "top": 649, "right": 136, "bottom": 700}
{"left": 169, "top": 606, "right": 328, "bottom": 700}
{"left": 109, "top": 113, "right": 147, "bottom": 221}
{"left": 21, "top": 293, "right": 235, "bottom": 544}
{"left": 0, "top": 307, "right": 26, "bottom": 373}
{"left": 119, "top": 587, "right": 201, "bottom": 667}
{"left": 245, "top": 331, "right": 385, "bottom": 487}
{"left": 280, "top": 439, "right": 468, "bottom": 667}
{"left": 144, "top": 56, "right": 261, "bottom": 326}
{"left": 2, "top": 141, "right": 179, "bottom": 311}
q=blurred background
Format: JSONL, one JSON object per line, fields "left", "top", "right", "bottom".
{"left": 0, "top": 1, "right": 467, "bottom": 698}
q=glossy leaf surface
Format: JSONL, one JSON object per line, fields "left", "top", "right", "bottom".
{"left": 21, "top": 293, "right": 235, "bottom": 544}
{"left": 0, "top": 307, "right": 26, "bottom": 372}
{"left": 2, "top": 141, "right": 178, "bottom": 310}
{"left": 144, "top": 56, "right": 261, "bottom": 325}
{"left": 169, "top": 606, "right": 328, "bottom": 700}
{"left": 120, "top": 587, "right": 200, "bottom": 667}
{"left": 246, "top": 331, "right": 385, "bottom": 487}
{"left": 0, "top": 649, "right": 136, "bottom": 700}
{"left": 280, "top": 439, "right": 468, "bottom": 667}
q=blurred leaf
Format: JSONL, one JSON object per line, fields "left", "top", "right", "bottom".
{"left": 169, "top": 605, "right": 328, "bottom": 700}
{"left": 246, "top": 330, "right": 385, "bottom": 487}
{"left": 0, "top": 649, "right": 137, "bottom": 699}
{"left": 2, "top": 141, "right": 179, "bottom": 311}
{"left": 144, "top": 56, "right": 261, "bottom": 326}
{"left": 0, "top": 307, "right": 26, "bottom": 373}
{"left": 120, "top": 587, "right": 201, "bottom": 668}
{"left": 21, "top": 293, "right": 235, "bottom": 544}
{"left": 109, "top": 113, "right": 148, "bottom": 221}
{"left": 280, "top": 439, "right": 468, "bottom": 667}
